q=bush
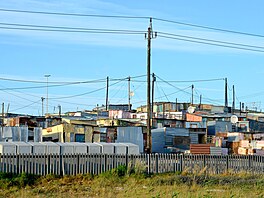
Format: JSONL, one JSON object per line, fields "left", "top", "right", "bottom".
{"left": 12, "top": 172, "right": 38, "bottom": 188}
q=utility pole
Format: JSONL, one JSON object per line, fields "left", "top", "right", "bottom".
{"left": 225, "top": 78, "right": 228, "bottom": 108}
{"left": 41, "top": 97, "right": 45, "bottom": 116}
{"left": 128, "top": 76, "right": 131, "bottom": 111}
{"left": 175, "top": 98, "right": 178, "bottom": 112}
{"left": 191, "top": 84, "right": 194, "bottom": 105}
{"left": 232, "top": 85, "right": 235, "bottom": 114}
{"left": 106, "top": 76, "right": 109, "bottom": 111}
{"left": 151, "top": 73, "right": 156, "bottom": 125}
{"left": 44, "top": 74, "right": 51, "bottom": 115}
{"left": 1, "top": 103, "right": 3, "bottom": 141}
{"left": 58, "top": 104, "right": 61, "bottom": 118}
{"left": 146, "top": 18, "right": 157, "bottom": 153}
{"left": 199, "top": 95, "right": 202, "bottom": 109}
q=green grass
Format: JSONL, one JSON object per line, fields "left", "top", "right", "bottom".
{"left": 0, "top": 167, "right": 263, "bottom": 198}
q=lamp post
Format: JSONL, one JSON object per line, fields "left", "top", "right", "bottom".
{"left": 44, "top": 74, "right": 51, "bottom": 115}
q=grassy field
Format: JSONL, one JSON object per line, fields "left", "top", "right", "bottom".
{"left": 0, "top": 166, "right": 263, "bottom": 198}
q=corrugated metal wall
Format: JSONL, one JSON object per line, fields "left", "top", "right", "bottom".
{"left": 151, "top": 128, "right": 165, "bottom": 153}
{"left": 116, "top": 127, "right": 143, "bottom": 153}
{"left": 190, "top": 133, "right": 198, "bottom": 144}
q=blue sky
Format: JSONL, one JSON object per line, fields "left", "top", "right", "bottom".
{"left": 1, "top": 0, "right": 264, "bottom": 115}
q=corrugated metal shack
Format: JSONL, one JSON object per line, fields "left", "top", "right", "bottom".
{"left": 190, "top": 144, "right": 214, "bottom": 154}
{"left": 0, "top": 126, "right": 42, "bottom": 142}
{"left": 151, "top": 128, "right": 165, "bottom": 153}
{"left": 207, "top": 121, "right": 232, "bottom": 136}
{"left": 116, "top": 127, "right": 144, "bottom": 153}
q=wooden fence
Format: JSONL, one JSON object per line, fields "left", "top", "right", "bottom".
{"left": 0, "top": 154, "right": 263, "bottom": 176}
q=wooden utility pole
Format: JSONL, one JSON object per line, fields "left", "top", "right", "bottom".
{"left": 191, "top": 84, "right": 194, "bottom": 105}
{"left": 225, "top": 78, "right": 228, "bottom": 108}
{"left": 151, "top": 73, "right": 156, "bottom": 123}
{"left": 41, "top": 97, "right": 45, "bottom": 116}
{"left": 58, "top": 104, "right": 61, "bottom": 118}
{"left": 106, "top": 76, "right": 109, "bottom": 111}
{"left": 1, "top": 103, "right": 3, "bottom": 141}
{"left": 199, "top": 95, "right": 202, "bottom": 109}
{"left": 175, "top": 98, "right": 178, "bottom": 111}
{"left": 232, "top": 85, "right": 235, "bottom": 114}
{"left": 146, "top": 18, "right": 157, "bottom": 153}
{"left": 128, "top": 76, "right": 131, "bottom": 111}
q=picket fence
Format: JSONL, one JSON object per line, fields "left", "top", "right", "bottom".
{"left": 0, "top": 153, "right": 263, "bottom": 176}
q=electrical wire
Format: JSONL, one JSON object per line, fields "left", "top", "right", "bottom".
{"left": 158, "top": 78, "right": 225, "bottom": 83}
{"left": 0, "top": 26, "right": 145, "bottom": 35}
{"left": 1, "top": 21, "right": 264, "bottom": 53}
{"left": 49, "top": 80, "right": 123, "bottom": 99}
{"left": 155, "top": 75, "right": 192, "bottom": 96}
{"left": 1, "top": 8, "right": 263, "bottom": 39}
{"left": 0, "top": 78, "right": 109, "bottom": 90}
{"left": 0, "top": 8, "right": 149, "bottom": 19}
{"left": 153, "top": 17, "right": 264, "bottom": 38}
{"left": 0, "top": 22, "right": 146, "bottom": 34}
{"left": 159, "top": 35, "right": 264, "bottom": 53}
{"left": 11, "top": 99, "right": 41, "bottom": 112}
{"left": 157, "top": 81, "right": 170, "bottom": 102}
{"left": 158, "top": 31, "right": 264, "bottom": 50}
{"left": 0, "top": 76, "right": 106, "bottom": 84}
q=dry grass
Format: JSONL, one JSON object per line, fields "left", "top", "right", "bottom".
{"left": 0, "top": 171, "right": 263, "bottom": 198}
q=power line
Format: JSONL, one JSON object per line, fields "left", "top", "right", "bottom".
{"left": 153, "top": 17, "right": 264, "bottom": 38}
{"left": 0, "top": 77, "right": 130, "bottom": 91}
{"left": 0, "top": 26, "right": 145, "bottom": 35}
{"left": 0, "top": 22, "right": 146, "bottom": 34}
{"left": 156, "top": 81, "right": 170, "bottom": 102}
{"left": 1, "top": 8, "right": 263, "bottom": 39}
{"left": 2, "top": 20, "right": 264, "bottom": 53}
{"left": 158, "top": 31, "right": 264, "bottom": 50}
{"left": 49, "top": 80, "right": 123, "bottom": 100}
{"left": 11, "top": 99, "right": 41, "bottom": 112}
{"left": 0, "top": 8, "right": 149, "bottom": 19}
{"left": 159, "top": 35, "right": 264, "bottom": 53}
{"left": 0, "top": 76, "right": 106, "bottom": 84}
{"left": 155, "top": 75, "right": 192, "bottom": 96}
{"left": 158, "top": 78, "right": 225, "bottom": 83}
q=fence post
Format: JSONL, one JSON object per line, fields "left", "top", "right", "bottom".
{"left": 77, "top": 154, "right": 80, "bottom": 175}
{"left": 155, "top": 153, "right": 159, "bottom": 174}
{"left": 248, "top": 155, "right": 252, "bottom": 172}
{"left": 59, "top": 154, "right": 63, "bottom": 176}
{"left": 125, "top": 154, "right": 128, "bottom": 168}
{"left": 146, "top": 154, "right": 149, "bottom": 174}
{"left": 104, "top": 154, "right": 107, "bottom": 172}
{"left": 226, "top": 155, "right": 229, "bottom": 173}
{"left": 180, "top": 154, "right": 183, "bottom": 172}
{"left": 203, "top": 155, "right": 206, "bottom": 168}
{"left": 16, "top": 154, "right": 20, "bottom": 174}
{"left": 47, "top": 154, "right": 50, "bottom": 175}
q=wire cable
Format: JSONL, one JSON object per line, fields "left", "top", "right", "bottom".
{"left": 49, "top": 80, "right": 123, "bottom": 99}
{"left": 0, "top": 8, "right": 149, "bottom": 19}
{"left": 0, "top": 76, "right": 106, "bottom": 84}
{"left": 159, "top": 35, "right": 264, "bottom": 53}
{"left": 153, "top": 17, "right": 264, "bottom": 38}
{"left": 11, "top": 99, "right": 41, "bottom": 112}
{"left": 0, "top": 22, "right": 146, "bottom": 34}
{"left": 155, "top": 75, "right": 192, "bottom": 96}
{"left": 1, "top": 8, "right": 263, "bottom": 39}
{"left": 0, "top": 26, "right": 145, "bottom": 35}
{"left": 158, "top": 31, "right": 264, "bottom": 50}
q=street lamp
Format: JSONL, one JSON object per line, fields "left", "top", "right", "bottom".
{"left": 44, "top": 74, "right": 51, "bottom": 115}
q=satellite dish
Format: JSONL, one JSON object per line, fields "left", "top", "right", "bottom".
{"left": 231, "top": 115, "right": 238, "bottom": 124}
{"left": 130, "top": 91, "right": 134, "bottom": 97}
{"left": 187, "top": 106, "right": 195, "bottom": 114}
